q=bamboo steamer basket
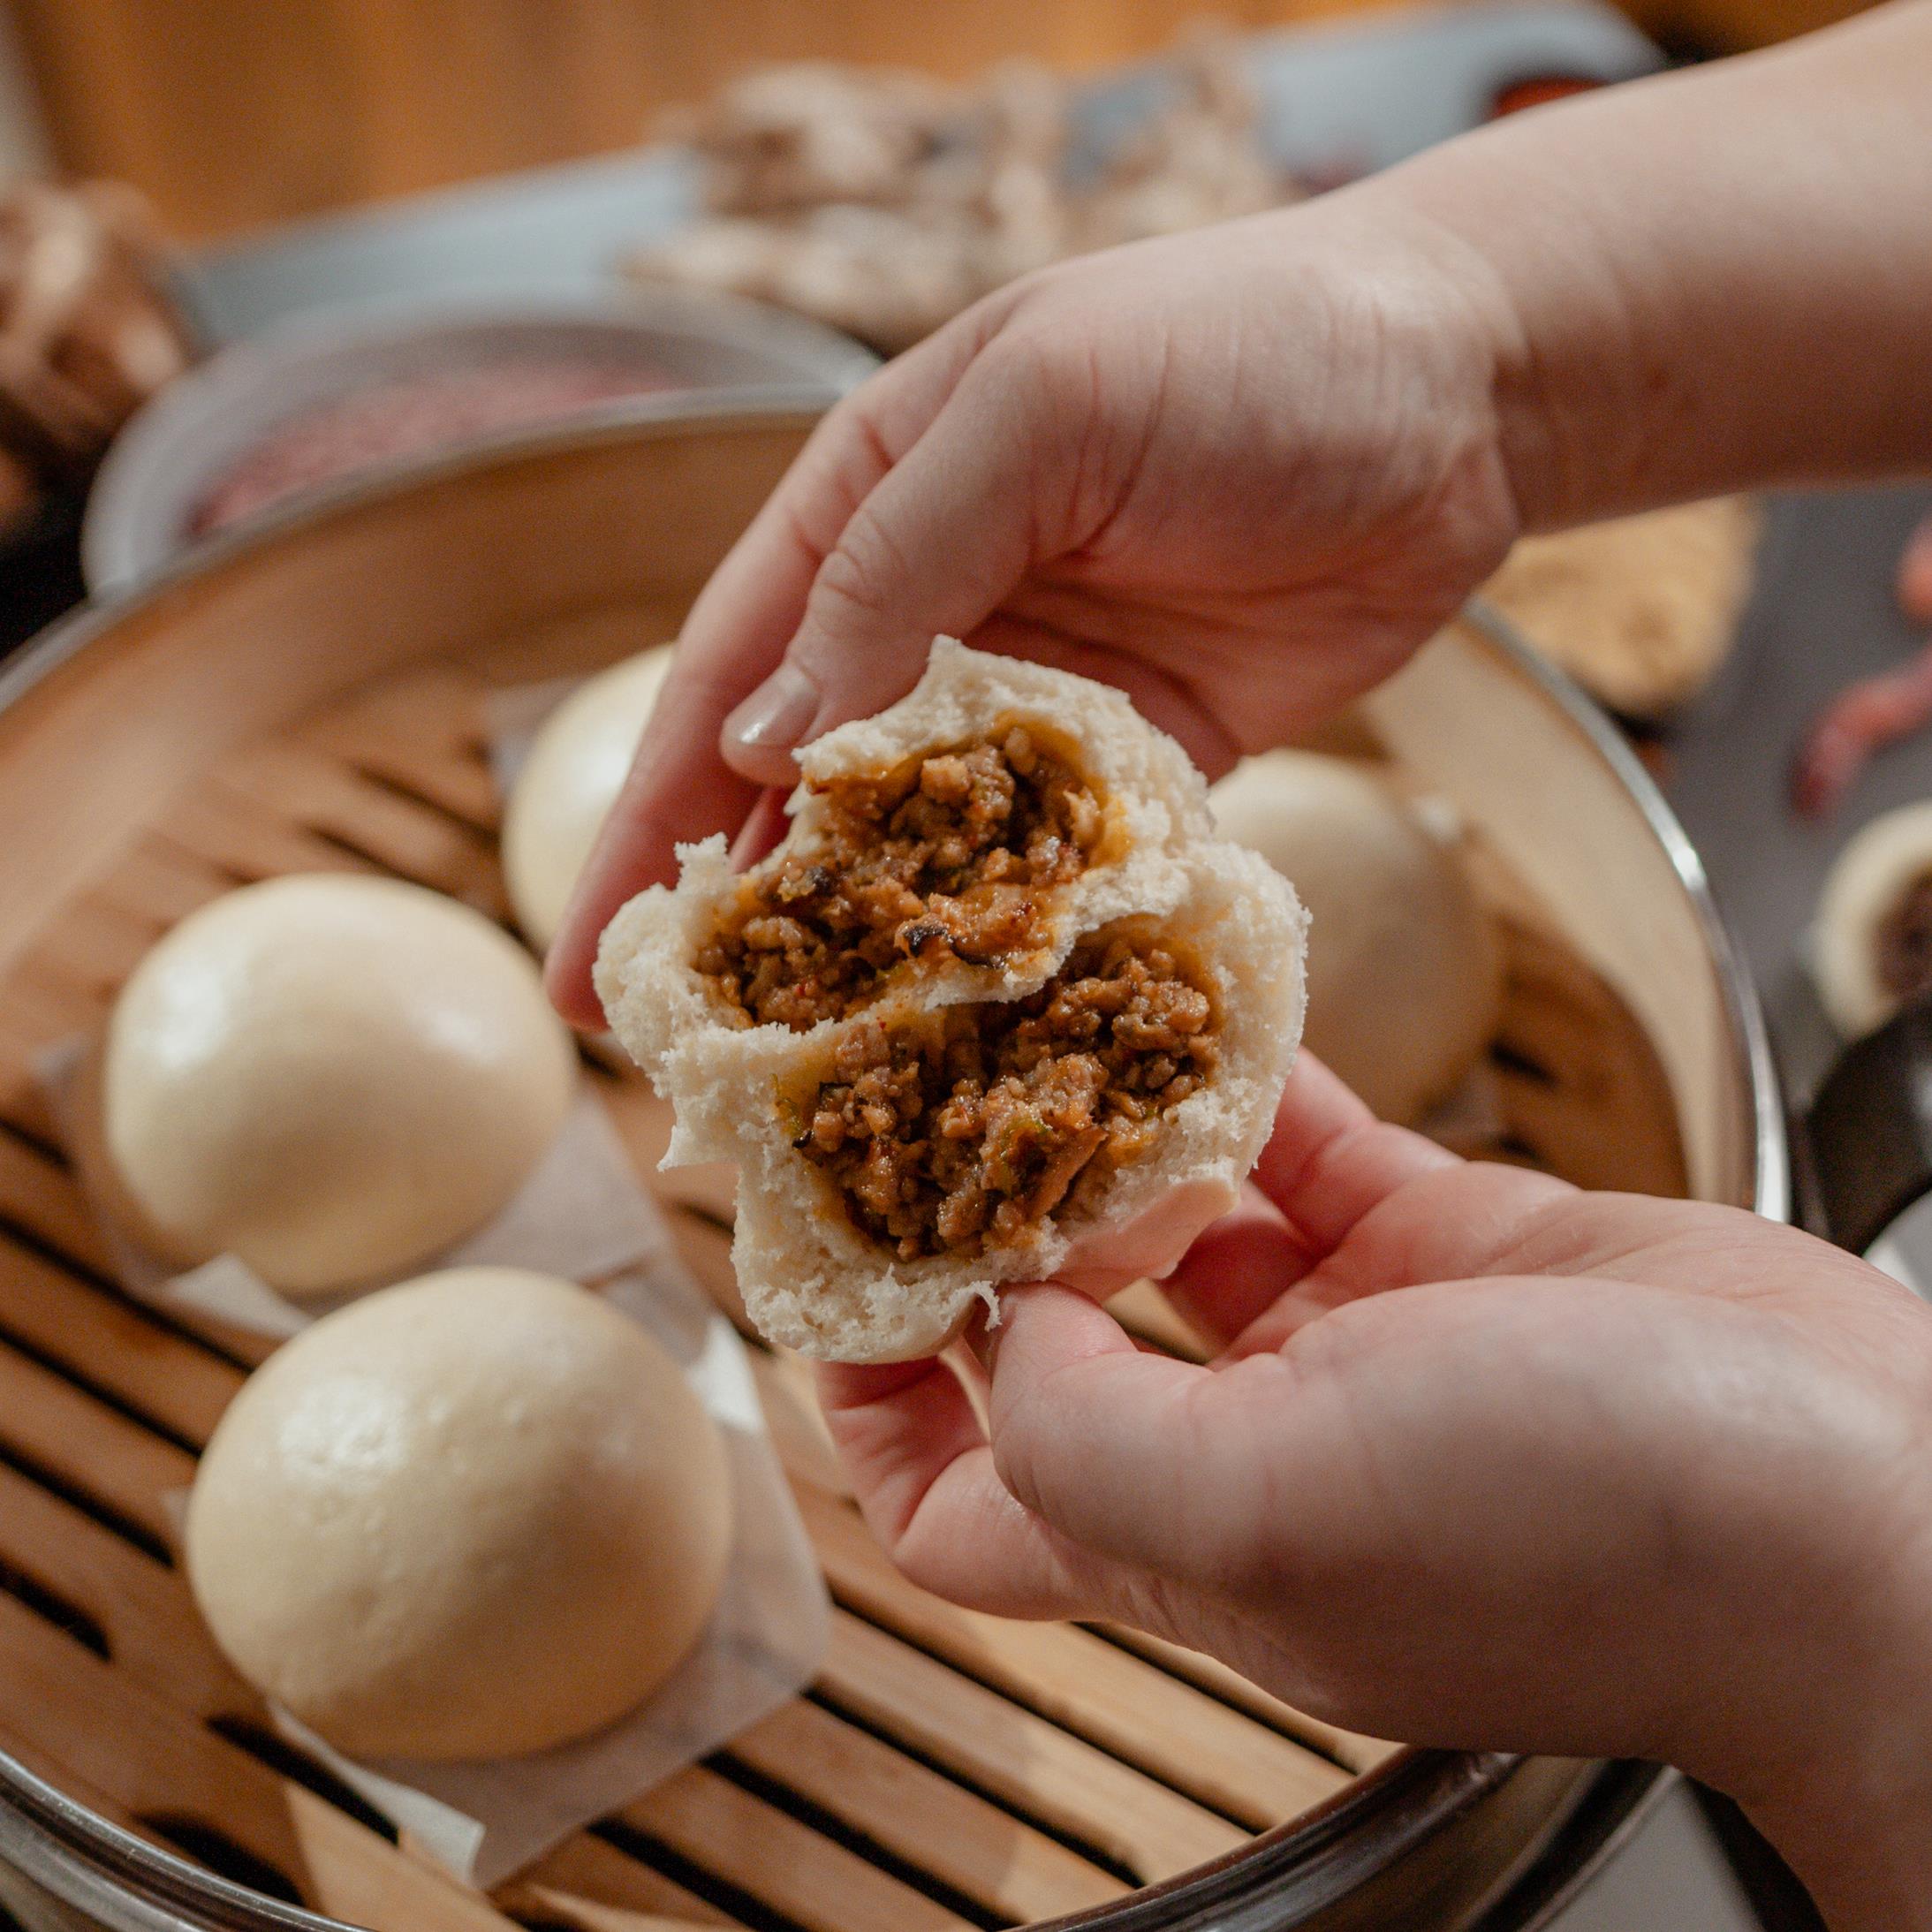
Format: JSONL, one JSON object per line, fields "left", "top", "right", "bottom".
{"left": 0, "top": 402, "right": 1783, "bottom": 1932}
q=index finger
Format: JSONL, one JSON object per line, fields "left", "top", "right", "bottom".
{"left": 542, "top": 413, "right": 865, "bottom": 1026}
{"left": 544, "top": 315, "right": 997, "bottom": 1026}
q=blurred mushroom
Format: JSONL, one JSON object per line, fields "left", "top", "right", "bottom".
{"left": 627, "top": 39, "right": 1300, "bottom": 354}
{"left": 671, "top": 63, "right": 958, "bottom": 218}
{"left": 1075, "top": 37, "right": 1290, "bottom": 251}
{"left": 0, "top": 180, "right": 191, "bottom": 478}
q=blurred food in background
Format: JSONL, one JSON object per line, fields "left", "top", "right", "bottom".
{"left": 1791, "top": 515, "right": 1932, "bottom": 820}
{"left": 1482, "top": 496, "right": 1762, "bottom": 720}
{"left": 0, "top": 0, "right": 1861, "bottom": 244}
{"left": 66, "top": 7, "right": 1666, "bottom": 610}
{"left": 1901, "top": 514, "right": 1932, "bottom": 626}
{"left": 0, "top": 7, "right": 1771, "bottom": 747}
{"left": 0, "top": 178, "right": 190, "bottom": 531}
{"left": 626, "top": 39, "right": 1299, "bottom": 353}
{"left": 190, "top": 353, "right": 680, "bottom": 535}
{"left": 1812, "top": 799, "right": 1932, "bottom": 1036}
{"left": 1793, "top": 644, "right": 1932, "bottom": 822}
{"left": 1488, "top": 72, "right": 1605, "bottom": 112}
{"left": 81, "top": 294, "right": 877, "bottom": 592}
{"left": 621, "top": 30, "right": 1757, "bottom": 727}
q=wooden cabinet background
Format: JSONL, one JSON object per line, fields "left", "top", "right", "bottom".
{"left": 3, "top": 0, "right": 1879, "bottom": 241}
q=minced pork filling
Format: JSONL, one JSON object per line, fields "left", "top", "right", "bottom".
{"left": 696, "top": 727, "right": 1103, "bottom": 1030}
{"left": 797, "top": 929, "right": 1220, "bottom": 1261}
{"left": 1877, "top": 873, "right": 1932, "bottom": 1004}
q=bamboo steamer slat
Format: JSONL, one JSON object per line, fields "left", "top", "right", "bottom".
{"left": 724, "top": 1699, "right": 1129, "bottom": 1924}
{"left": 0, "top": 1596, "right": 521, "bottom": 1932}
{"left": 0, "top": 408, "right": 1747, "bottom": 1932}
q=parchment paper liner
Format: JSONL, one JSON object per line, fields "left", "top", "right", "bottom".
{"left": 42, "top": 1037, "right": 670, "bottom": 1339}
{"left": 49, "top": 1040, "right": 830, "bottom": 1886}
{"left": 484, "top": 671, "right": 586, "bottom": 795}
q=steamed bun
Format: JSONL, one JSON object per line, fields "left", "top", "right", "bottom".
{"left": 186, "top": 1267, "right": 731, "bottom": 1760}
{"left": 503, "top": 647, "right": 672, "bottom": 951}
{"left": 102, "top": 874, "right": 575, "bottom": 1293}
{"left": 1208, "top": 752, "right": 1501, "bottom": 1123}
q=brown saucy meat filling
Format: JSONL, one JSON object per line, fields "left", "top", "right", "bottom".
{"left": 798, "top": 929, "right": 1219, "bottom": 1261}
{"left": 1878, "top": 873, "right": 1932, "bottom": 1004}
{"left": 696, "top": 727, "right": 1102, "bottom": 1030}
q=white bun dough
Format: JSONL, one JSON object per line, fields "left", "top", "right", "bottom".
{"left": 1208, "top": 752, "right": 1502, "bottom": 1124}
{"left": 504, "top": 647, "right": 673, "bottom": 951}
{"left": 103, "top": 875, "right": 575, "bottom": 1295}
{"left": 598, "top": 640, "right": 1306, "bottom": 1363}
{"left": 1814, "top": 800, "right": 1932, "bottom": 1037}
{"left": 186, "top": 1267, "right": 732, "bottom": 1762}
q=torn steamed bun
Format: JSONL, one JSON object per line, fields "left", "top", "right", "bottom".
{"left": 597, "top": 638, "right": 1307, "bottom": 1362}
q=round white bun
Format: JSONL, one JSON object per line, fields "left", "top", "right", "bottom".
{"left": 504, "top": 646, "right": 673, "bottom": 951}
{"left": 1814, "top": 799, "right": 1932, "bottom": 1037}
{"left": 1209, "top": 752, "right": 1501, "bottom": 1125}
{"left": 103, "top": 875, "right": 576, "bottom": 1295}
{"left": 185, "top": 1267, "right": 732, "bottom": 1762}
{"left": 597, "top": 639, "right": 1306, "bottom": 1363}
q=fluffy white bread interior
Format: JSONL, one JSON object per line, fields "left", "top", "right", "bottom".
{"left": 1814, "top": 799, "right": 1932, "bottom": 1037}
{"left": 185, "top": 1267, "right": 732, "bottom": 1762}
{"left": 598, "top": 639, "right": 1209, "bottom": 1086}
{"left": 597, "top": 639, "right": 1306, "bottom": 1363}
{"left": 1208, "top": 752, "right": 1502, "bottom": 1124}
{"left": 503, "top": 645, "right": 672, "bottom": 951}
{"left": 103, "top": 875, "right": 576, "bottom": 1294}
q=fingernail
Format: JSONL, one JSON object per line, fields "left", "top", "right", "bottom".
{"left": 725, "top": 663, "right": 821, "bottom": 754}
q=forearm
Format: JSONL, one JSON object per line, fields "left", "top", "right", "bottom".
{"left": 1359, "top": 0, "right": 1932, "bottom": 530}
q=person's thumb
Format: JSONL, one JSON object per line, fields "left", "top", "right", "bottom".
{"left": 986, "top": 1283, "right": 1309, "bottom": 1593}
{"left": 721, "top": 343, "right": 1079, "bottom": 783}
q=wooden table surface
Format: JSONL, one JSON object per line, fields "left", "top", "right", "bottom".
{"left": 1, "top": 0, "right": 1880, "bottom": 242}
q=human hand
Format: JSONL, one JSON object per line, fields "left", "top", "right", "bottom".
{"left": 549, "top": 196, "right": 1524, "bottom": 1023}
{"left": 551, "top": 0, "right": 1932, "bottom": 1028}
{"left": 817, "top": 1055, "right": 1932, "bottom": 1929}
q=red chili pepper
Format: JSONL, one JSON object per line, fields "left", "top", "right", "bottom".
{"left": 1792, "top": 637, "right": 1932, "bottom": 819}
{"left": 1791, "top": 513, "right": 1932, "bottom": 818}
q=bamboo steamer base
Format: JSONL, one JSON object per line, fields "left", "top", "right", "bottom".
{"left": 0, "top": 419, "right": 1687, "bottom": 1932}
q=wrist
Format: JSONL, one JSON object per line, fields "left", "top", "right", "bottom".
{"left": 1275, "top": 178, "right": 1542, "bottom": 553}
{"left": 1345, "top": 144, "right": 1650, "bottom": 540}
{"left": 1344, "top": 4, "right": 1932, "bottom": 537}
{"left": 1738, "top": 1548, "right": 1932, "bottom": 1930}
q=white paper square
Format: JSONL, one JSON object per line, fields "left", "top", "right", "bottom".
{"left": 57, "top": 1033, "right": 830, "bottom": 1887}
